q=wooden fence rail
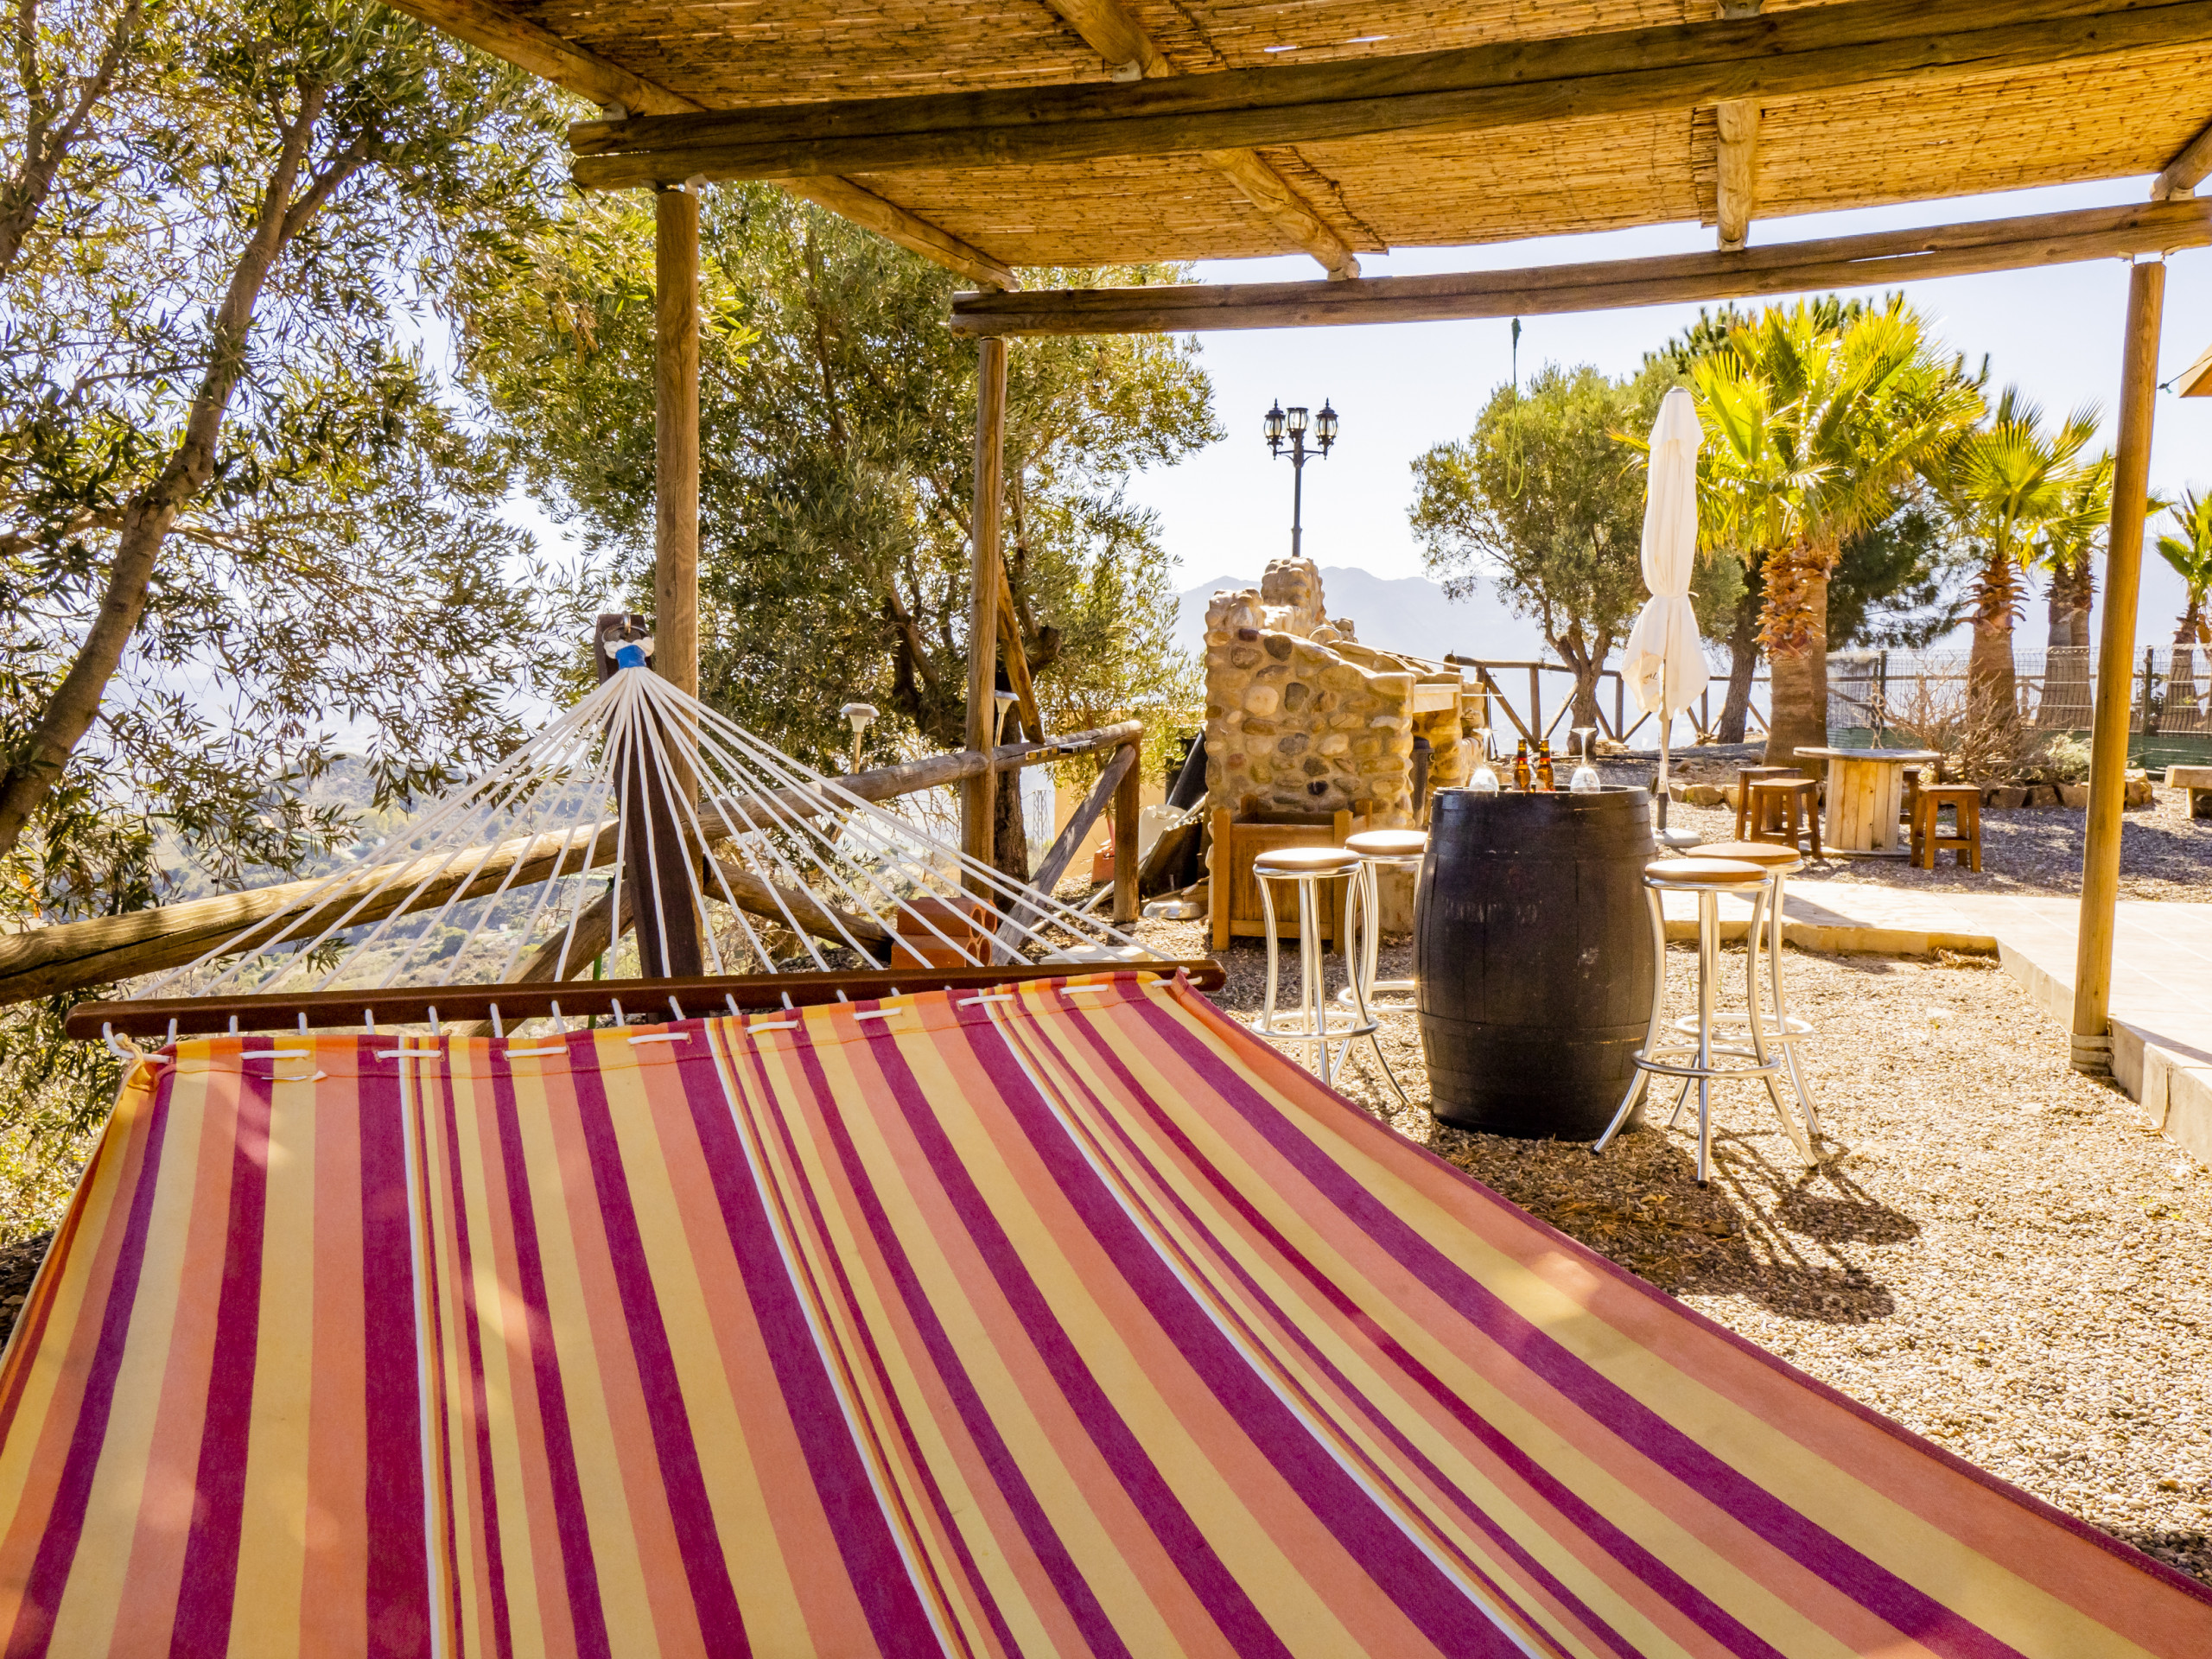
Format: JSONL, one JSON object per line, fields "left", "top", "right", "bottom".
{"left": 1445, "top": 657, "right": 1770, "bottom": 748}
{"left": 0, "top": 723, "right": 1142, "bottom": 1010}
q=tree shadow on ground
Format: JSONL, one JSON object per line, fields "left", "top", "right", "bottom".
{"left": 1430, "top": 1116, "right": 1915, "bottom": 1325}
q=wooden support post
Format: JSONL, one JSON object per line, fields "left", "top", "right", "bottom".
{"left": 648, "top": 183, "right": 703, "bottom": 976}
{"left": 656, "top": 186, "right": 700, "bottom": 702}
{"left": 1113, "top": 737, "right": 1142, "bottom": 923}
{"left": 963, "top": 334, "right": 1009, "bottom": 879}
{"left": 1714, "top": 99, "right": 1762, "bottom": 251}
{"left": 2072, "top": 256, "right": 2165, "bottom": 1075}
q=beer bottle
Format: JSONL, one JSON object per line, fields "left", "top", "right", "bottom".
{"left": 1511, "top": 740, "right": 1533, "bottom": 791}
{"left": 1535, "top": 742, "right": 1557, "bottom": 791}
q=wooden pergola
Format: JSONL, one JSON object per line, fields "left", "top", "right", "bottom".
{"left": 391, "top": 0, "right": 2212, "bottom": 1078}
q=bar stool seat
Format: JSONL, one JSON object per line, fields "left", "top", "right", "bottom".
{"left": 1593, "top": 856, "right": 1815, "bottom": 1183}
{"left": 1255, "top": 845, "right": 1362, "bottom": 875}
{"left": 1344, "top": 830, "right": 1428, "bottom": 860}
{"left": 1251, "top": 848, "right": 1402, "bottom": 1104}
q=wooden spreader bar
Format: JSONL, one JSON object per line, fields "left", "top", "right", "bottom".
{"left": 68, "top": 960, "right": 1227, "bottom": 1039}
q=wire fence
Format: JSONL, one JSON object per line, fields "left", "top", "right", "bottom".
{"left": 1827, "top": 646, "right": 2212, "bottom": 743}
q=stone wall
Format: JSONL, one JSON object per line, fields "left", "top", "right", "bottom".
{"left": 1201, "top": 558, "right": 1459, "bottom": 825}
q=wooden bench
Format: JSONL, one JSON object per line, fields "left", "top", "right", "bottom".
{"left": 2171, "top": 764, "right": 2212, "bottom": 821}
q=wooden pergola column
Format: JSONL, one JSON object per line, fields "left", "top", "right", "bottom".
{"left": 963, "top": 334, "right": 1008, "bottom": 877}
{"left": 2070, "top": 255, "right": 2165, "bottom": 1076}
{"left": 639, "top": 180, "right": 703, "bottom": 976}
{"left": 656, "top": 183, "right": 700, "bottom": 700}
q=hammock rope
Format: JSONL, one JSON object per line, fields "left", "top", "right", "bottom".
{"left": 131, "top": 657, "right": 1153, "bottom": 1014}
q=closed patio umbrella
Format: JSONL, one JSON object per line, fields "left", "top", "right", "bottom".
{"left": 1623, "top": 385, "right": 1707, "bottom": 846}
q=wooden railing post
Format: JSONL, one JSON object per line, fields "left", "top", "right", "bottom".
{"left": 2072, "top": 255, "right": 2165, "bottom": 1076}
{"left": 1112, "top": 737, "right": 1142, "bottom": 924}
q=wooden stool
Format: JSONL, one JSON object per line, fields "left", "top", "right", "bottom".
{"left": 1899, "top": 766, "right": 1923, "bottom": 828}
{"left": 2170, "top": 764, "right": 2212, "bottom": 820}
{"left": 1911, "top": 785, "right": 1982, "bottom": 871}
{"left": 1732, "top": 766, "right": 1796, "bottom": 840}
{"left": 1745, "top": 778, "right": 1821, "bottom": 860}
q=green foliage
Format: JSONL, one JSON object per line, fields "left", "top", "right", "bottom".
{"left": 457, "top": 186, "right": 1216, "bottom": 772}
{"left": 1830, "top": 504, "right": 1963, "bottom": 650}
{"left": 2, "top": 0, "right": 582, "bottom": 892}
{"left": 1922, "top": 386, "right": 2110, "bottom": 724}
{"left": 1688, "top": 297, "right": 1982, "bottom": 760}
{"left": 2157, "top": 490, "right": 2212, "bottom": 647}
{"left": 1408, "top": 362, "right": 1668, "bottom": 723}
{"left": 0, "top": 0, "right": 586, "bottom": 1201}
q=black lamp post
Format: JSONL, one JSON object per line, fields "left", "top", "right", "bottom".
{"left": 1265, "top": 397, "right": 1338, "bottom": 559}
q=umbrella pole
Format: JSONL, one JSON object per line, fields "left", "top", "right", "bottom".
{"left": 1656, "top": 662, "right": 1671, "bottom": 836}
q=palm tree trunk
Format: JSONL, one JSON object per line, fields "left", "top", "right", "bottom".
{"left": 2174, "top": 606, "right": 2208, "bottom": 733}
{"left": 1967, "top": 552, "right": 2019, "bottom": 744}
{"left": 1760, "top": 541, "right": 1831, "bottom": 773}
{"left": 2039, "top": 556, "right": 2094, "bottom": 728}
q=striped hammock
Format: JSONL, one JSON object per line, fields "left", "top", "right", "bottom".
{"left": 0, "top": 971, "right": 2203, "bottom": 1656}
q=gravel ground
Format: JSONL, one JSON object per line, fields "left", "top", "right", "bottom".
{"left": 1624, "top": 751, "right": 2212, "bottom": 903}
{"left": 1135, "top": 910, "right": 2212, "bottom": 1584}
{"left": 0, "top": 1231, "right": 51, "bottom": 1351}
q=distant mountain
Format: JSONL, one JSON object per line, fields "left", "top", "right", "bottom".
{"left": 1173, "top": 565, "right": 1545, "bottom": 664}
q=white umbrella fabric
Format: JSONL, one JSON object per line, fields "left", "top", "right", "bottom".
{"left": 1622, "top": 385, "right": 1707, "bottom": 843}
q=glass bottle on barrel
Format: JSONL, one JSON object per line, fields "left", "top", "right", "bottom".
{"left": 1511, "top": 740, "right": 1533, "bottom": 791}
{"left": 1535, "top": 742, "right": 1556, "bottom": 791}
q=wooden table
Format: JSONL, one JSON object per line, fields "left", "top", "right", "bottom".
{"left": 1797, "top": 747, "right": 1942, "bottom": 856}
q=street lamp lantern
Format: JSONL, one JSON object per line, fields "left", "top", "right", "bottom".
{"left": 1263, "top": 397, "right": 1338, "bottom": 560}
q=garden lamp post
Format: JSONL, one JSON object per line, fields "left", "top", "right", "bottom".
{"left": 1265, "top": 398, "right": 1338, "bottom": 560}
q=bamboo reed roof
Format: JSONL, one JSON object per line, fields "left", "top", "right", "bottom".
{"left": 420, "top": 0, "right": 2212, "bottom": 276}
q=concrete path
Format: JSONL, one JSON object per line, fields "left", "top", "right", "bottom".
{"left": 1660, "top": 879, "right": 2212, "bottom": 1161}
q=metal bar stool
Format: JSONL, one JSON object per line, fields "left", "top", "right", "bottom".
{"left": 1330, "top": 829, "right": 1423, "bottom": 1107}
{"left": 1252, "top": 846, "right": 1391, "bottom": 1096}
{"left": 1592, "top": 856, "right": 1811, "bottom": 1184}
{"left": 1338, "top": 829, "right": 1427, "bottom": 1012}
{"left": 1685, "top": 840, "right": 1824, "bottom": 1147}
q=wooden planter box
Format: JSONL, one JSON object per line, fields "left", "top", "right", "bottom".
{"left": 1207, "top": 806, "right": 1374, "bottom": 953}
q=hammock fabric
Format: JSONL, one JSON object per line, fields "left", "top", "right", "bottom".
{"left": 0, "top": 973, "right": 2205, "bottom": 1657}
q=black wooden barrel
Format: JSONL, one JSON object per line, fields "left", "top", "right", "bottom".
{"left": 1415, "top": 788, "right": 1656, "bottom": 1138}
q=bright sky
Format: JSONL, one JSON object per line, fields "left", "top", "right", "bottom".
{"left": 1125, "top": 177, "right": 2209, "bottom": 649}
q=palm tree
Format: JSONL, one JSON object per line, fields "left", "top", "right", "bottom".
{"left": 1922, "top": 388, "right": 2106, "bottom": 735}
{"left": 2030, "top": 468, "right": 2111, "bottom": 729}
{"left": 2158, "top": 490, "right": 2212, "bottom": 732}
{"left": 1694, "top": 299, "right": 1980, "bottom": 771}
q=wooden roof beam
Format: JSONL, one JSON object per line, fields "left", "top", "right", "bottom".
{"left": 2154, "top": 118, "right": 2212, "bottom": 199}
{"left": 946, "top": 199, "right": 2210, "bottom": 334}
{"left": 1715, "top": 99, "right": 1763, "bottom": 250}
{"left": 1039, "top": 0, "right": 1362, "bottom": 277}
{"left": 569, "top": 0, "right": 2212, "bottom": 185}
{"left": 380, "top": 0, "right": 1019, "bottom": 288}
